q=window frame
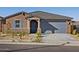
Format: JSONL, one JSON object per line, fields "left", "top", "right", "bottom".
{"left": 12, "top": 19, "right": 23, "bottom": 29}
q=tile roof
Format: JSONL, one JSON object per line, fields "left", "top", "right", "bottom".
{"left": 4, "top": 11, "right": 73, "bottom": 20}
{"left": 30, "top": 11, "right": 73, "bottom": 20}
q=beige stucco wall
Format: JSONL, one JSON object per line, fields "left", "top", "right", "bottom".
{"left": 5, "top": 14, "right": 29, "bottom": 32}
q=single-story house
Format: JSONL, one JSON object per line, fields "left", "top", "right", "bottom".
{"left": 0, "top": 11, "right": 73, "bottom": 34}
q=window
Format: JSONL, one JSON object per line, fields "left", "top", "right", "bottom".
{"left": 12, "top": 20, "right": 23, "bottom": 29}
{"left": 15, "top": 24, "right": 20, "bottom": 28}
{"left": 15, "top": 20, "right": 20, "bottom": 23}
{"left": 15, "top": 20, "right": 20, "bottom": 28}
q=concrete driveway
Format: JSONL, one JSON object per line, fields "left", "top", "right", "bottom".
{"left": 42, "top": 33, "right": 76, "bottom": 41}
{"left": 42, "top": 33, "right": 79, "bottom": 46}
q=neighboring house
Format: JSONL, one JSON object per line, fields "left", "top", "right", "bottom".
{"left": 65, "top": 20, "right": 79, "bottom": 34}
{"left": 0, "top": 11, "right": 73, "bottom": 34}
{"left": 0, "top": 16, "right": 4, "bottom": 32}
{"left": 72, "top": 21, "right": 79, "bottom": 33}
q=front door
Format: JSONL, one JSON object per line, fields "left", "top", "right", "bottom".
{"left": 30, "top": 20, "right": 38, "bottom": 33}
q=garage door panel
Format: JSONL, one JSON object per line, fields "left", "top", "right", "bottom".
{"left": 49, "top": 22, "right": 67, "bottom": 33}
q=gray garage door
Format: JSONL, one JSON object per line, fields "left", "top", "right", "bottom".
{"left": 41, "top": 20, "right": 67, "bottom": 33}
{"left": 49, "top": 22, "right": 67, "bottom": 33}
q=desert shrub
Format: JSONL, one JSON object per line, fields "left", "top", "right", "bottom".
{"left": 6, "top": 29, "right": 11, "bottom": 34}
{"left": 77, "top": 33, "right": 79, "bottom": 37}
{"left": 34, "top": 32, "right": 42, "bottom": 42}
{"left": 72, "top": 29, "right": 77, "bottom": 35}
{"left": 36, "top": 32, "right": 41, "bottom": 36}
{"left": 11, "top": 31, "right": 16, "bottom": 38}
{"left": 11, "top": 32, "right": 21, "bottom": 38}
{"left": 17, "top": 32, "right": 27, "bottom": 39}
{"left": 22, "top": 32, "right": 27, "bottom": 36}
{"left": 11, "top": 31, "right": 27, "bottom": 39}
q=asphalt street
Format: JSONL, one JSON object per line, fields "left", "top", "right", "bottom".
{"left": 0, "top": 44, "right": 79, "bottom": 52}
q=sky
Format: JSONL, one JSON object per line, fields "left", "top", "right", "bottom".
{"left": 0, "top": 7, "right": 79, "bottom": 21}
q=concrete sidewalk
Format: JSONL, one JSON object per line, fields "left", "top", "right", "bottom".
{"left": 0, "top": 41, "right": 65, "bottom": 45}
{"left": 0, "top": 40, "right": 79, "bottom": 46}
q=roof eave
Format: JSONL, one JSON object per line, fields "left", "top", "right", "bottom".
{"left": 5, "top": 11, "right": 29, "bottom": 19}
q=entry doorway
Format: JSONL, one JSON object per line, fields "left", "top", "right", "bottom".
{"left": 30, "top": 20, "right": 38, "bottom": 33}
